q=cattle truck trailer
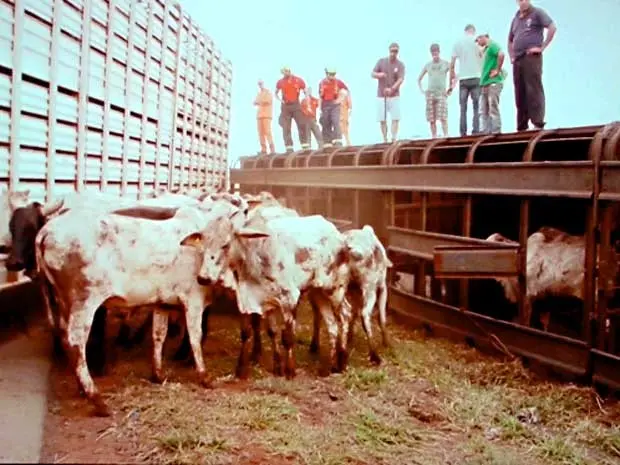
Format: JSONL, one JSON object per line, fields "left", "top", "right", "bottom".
{"left": 0, "top": 0, "right": 232, "bottom": 291}
{"left": 231, "top": 122, "right": 620, "bottom": 392}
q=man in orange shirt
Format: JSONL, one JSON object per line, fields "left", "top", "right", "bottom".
{"left": 319, "top": 67, "right": 348, "bottom": 147}
{"left": 275, "top": 67, "right": 309, "bottom": 153}
{"left": 301, "top": 87, "right": 323, "bottom": 149}
{"left": 253, "top": 79, "right": 275, "bottom": 154}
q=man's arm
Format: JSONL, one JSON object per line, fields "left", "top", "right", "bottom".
{"left": 507, "top": 18, "right": 515, "bottom": 62}
{"left": 538, "top": 9, "right": 557, "bottom": 51}
{"left": 417, "top": 66, "right": 427, "bottom": 92}
{"left": 392, "top": 62, "right": 405, "bottom": 91}
{"left": 449, "top": 55, "right": 457, "bottom": 84}
{"left": 371, "top": 59, "right": 385, "bottom": 79}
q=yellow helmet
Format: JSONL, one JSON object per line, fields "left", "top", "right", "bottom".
{"left": 325, "top": 66, "right": 337, "bottom": 74}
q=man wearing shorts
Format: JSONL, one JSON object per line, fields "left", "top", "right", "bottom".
{"left": 371, "top": 42, "right": 405, "bottom": 143}
{"left": 418, "top": 43, "right": 453, "bottom": 138}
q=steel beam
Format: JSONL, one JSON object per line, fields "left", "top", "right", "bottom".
{"left": 433, "top": 245, "right": 520, "bottom": 278}
{"left": 591, "top": 349, "right": 620, "bottom": 390}
{"left": 387, "top": 226, "right": 504, "bottom": 261}
{"left": 389, "top": 287, "right": 591, "bottom": 376}
{"left": 230, "top": 161, "right": 599, "bottom": 198}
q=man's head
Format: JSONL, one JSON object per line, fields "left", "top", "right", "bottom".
{"left": 325, "top": 67, "right": 336, "bottom": 80}
{"left": 517, "top": 0, "right": 531, "bottom": 12}
{"left": 476, "top": 34, "right": 490, "bottom": 47}
{"left": 465, "top": 24, "right": 476, "bottom": 35}
{"left": 430, "top": 43, "right": 440, "bottom": 60}
{"left": 388, "top": 42, "right": 399, "bottom": 60}
{"left": 280, "top": 66, "right": 291, "bottom": 77}
{"left": 258, "top": 79, "right": 264, "bottom": 89}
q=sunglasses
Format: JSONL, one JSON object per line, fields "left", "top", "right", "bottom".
{"left": 389, "top": 49, "right": 398, "bottom": 53}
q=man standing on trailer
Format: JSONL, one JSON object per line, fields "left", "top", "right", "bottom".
{"left": 319, "top": 67, "right": 349, "bottom": 147}
{"left": 254, "top": 79, "right": 276, "bottom": 154}
{"left": 508, "top": 0, "right": 557, "bottom": 131}
{"left": 371, "top": 42, "right": 405, "bottom": 143}
{"left": 418, "top": 43, "right": 453, "bottom": 138}
{"left": 275, "top": 66, "right": 309, "bottom": 153}
{"left": 301, "top": 87, "right": 323, "bottom": 149}
{"left": 338, "top": 88, "right": 352, "bottom": 146}
{"left": 477, "top": 33, "right": 506, "bottom": 134}
{"left": 450, "top": 24, "right": 483, "bottom": 136}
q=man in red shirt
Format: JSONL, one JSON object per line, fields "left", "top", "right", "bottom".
{"left": 275, "top": 67, "right": 309, "bottom": 153}
{"left": 318, "top": 67, "right": 348, "bottom": 147}
{"left": 301, "top": 87, "right": 323, "bottom": 149}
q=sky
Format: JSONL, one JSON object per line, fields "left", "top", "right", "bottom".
{"left": 180, "top": 0, "right": 620, "bottom": 166}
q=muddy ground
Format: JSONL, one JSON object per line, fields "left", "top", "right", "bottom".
{"left": 39, "top": 306, "right": 620, "bottom": 465}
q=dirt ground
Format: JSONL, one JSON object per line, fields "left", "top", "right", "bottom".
{"left": 40, "top": 306, "right": 620, "bottom": 465}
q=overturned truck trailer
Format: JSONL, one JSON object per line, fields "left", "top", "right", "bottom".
{"left": 231, "top": 123, "right": 620, "bottom": 392}
{"left": 0, "top": 0, "right": 232, "bottom": 288}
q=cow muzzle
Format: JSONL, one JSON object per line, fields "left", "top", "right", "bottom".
{"left": 196, "top": 275, "right": 212, "bottom": 286}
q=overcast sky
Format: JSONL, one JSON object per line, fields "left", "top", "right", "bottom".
{"left": 181, "top": 0, "right": 620, "bottom": 164}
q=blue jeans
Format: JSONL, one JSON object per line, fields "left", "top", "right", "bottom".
{"left": 459, "top": 78, "right": 481, "bottom": 136}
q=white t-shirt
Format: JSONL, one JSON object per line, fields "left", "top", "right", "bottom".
{"left": 452, "top": 34, "right": 483, "bottom": 80}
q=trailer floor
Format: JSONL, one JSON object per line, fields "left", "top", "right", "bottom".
{"left": 36, "top": 306, "right": 620, "bottom": 465}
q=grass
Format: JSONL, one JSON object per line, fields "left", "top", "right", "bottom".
{"left": 51, "top": 304, "right": 620, "bottom": 465}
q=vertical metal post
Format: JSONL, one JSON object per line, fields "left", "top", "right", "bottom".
{"left": 8, "top": 0, "right": 25, "bottom": 191}
{"left": 101, "top": 0, "right": 115, "bottom": 193}
{"left": 120, "top": 2, "right": 136, "bottom": 196}
{"left": 75, "top": 0, "right": 93, "bottom": 193}
{"left": 167, "top": 3, "right": 183, "bottom": 191}
{"left": 46, "top": 0, "right": 62, "bottom": 201}
{"left": 138, "top": 0, "right": 154, "bottom": 199}
{"left": 154, "top": 0, "right": 169, "bottom": 192}
{"left": 186, "top": 31, "right": 203, "bottom": 189}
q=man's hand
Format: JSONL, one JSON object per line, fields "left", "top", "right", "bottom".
{"left": 384, "top": 87, "right": 393, "bottom": 97}
{"left": 526, "top": 46, "right": 542, "bottom": 55}
{"left": 489, "top": 69, "right": 499, "bottom": 78}
{"left": 445, "top": 88, "right": 453, "bottom": 97}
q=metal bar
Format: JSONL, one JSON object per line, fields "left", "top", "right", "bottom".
{"left": 154, "top": 1, "right": 170, "bottom": 192}
{"left": 138, "top": 1, "right": 154, "bottom": 199}
{"left": 387, "top": 226, "right": 508, "bottom": 261}
{"left": 46, "top": 0, "right": 62, "bottom": 201}
{"left": 167, "top": 3, "right": 184, "bottom": 190}
{"left": 8, "top": 0, "right": 25, "bottom": 191}
{"left": 101, "top": 0, "right": 115, "bottom": 193}
{"left": 433, "top": 245, "right": 519, "bottom": 278}
{"left": 600, "top": 162, "right": 620, "bottom": 200}
{"left": 389, "top": 287, "right": 591, "bottom": 376}
{"left": 591, "top": 349, "right": 620, "bottom": 390}
{"left": 121, "top": 2, "right": 136, "bottom": 195}
{"left": 230, "top": 161, "right": 598, "bottom": 198}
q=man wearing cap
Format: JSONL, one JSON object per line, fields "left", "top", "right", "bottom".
{"left": 371, "top": 42, "right": 405, "bottom": 143}
{"left": 477, "top": 33, "right": 506, "bottom": 134}
{"left": 450, "top": 24, "right": 483, "bottom": 136}
{"left": 253, "top": 79, "right": 276, "bottom": 154}
{"left": 275, "top": 67, "right": 309, "bottom": 153}
{"left": 318, "top": 67, "right": 349, "bottom": 147}
{"left": 508, "top": 0, "right": 557, "bottom": 131}
{"left": 418, "top": 43, "right": 453, "bottom": 138}
{"left": 301, "top": 87, "right": 323, "bottom": 149}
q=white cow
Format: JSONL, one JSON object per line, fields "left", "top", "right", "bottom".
{"left": 35, "top": 199, "right": 238, "bottom": 416}
{"left": 181, "top": 209, "right": 353, "bottom": 379}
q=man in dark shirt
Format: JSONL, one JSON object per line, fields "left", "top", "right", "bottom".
{"left": 372, "top": 43, "right": 406, "bottom": 143}
{"left": 508, "top": 0, "right": 557, "bottom": 131}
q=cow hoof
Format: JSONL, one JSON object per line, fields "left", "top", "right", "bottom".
{"left": 369, "top": 351, "right": 382, "bottom": 366}
{"left": 284, "top": 367, "right": 296, "bottom": 380}
{"left": 200, "top": 375, "right": 214, "bottom": 389}
{"left": 309, "top": 341, "right": 319, "bottom": 354}
{"left": 150, "top": 373, "right": 164, "bottom": 384}
{"left": 92, "top": 397, "right": 112, "bottom": 417}
{"left": 235, "top": 363, "right": 251, "bottom": 380}
{"left": 336, "top": 348, "right": 349, "bottom": 372}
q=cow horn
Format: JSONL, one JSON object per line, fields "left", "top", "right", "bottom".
{"left": 41, "top": 198, "right": 65, "bottom": 217}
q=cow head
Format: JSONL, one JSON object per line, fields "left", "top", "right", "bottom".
{"left": 0, "top": 188, "right": 31, "bottom": 251}
{"left": 180, "top": 204, "right": 270, "bottom": 287}
{"left": 6, "top": 199, "right": 64, "bottom": 275}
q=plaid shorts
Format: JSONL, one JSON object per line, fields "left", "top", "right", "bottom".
{"left": 425, "top": 92, "right": 447, "bottom": 122}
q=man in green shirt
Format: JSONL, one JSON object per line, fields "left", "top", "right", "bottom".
{"left": 476, "top": 33, "right": 506, "bottom": 134}
{"left": 418, "top": 43, "right": 454, "bottom": 138}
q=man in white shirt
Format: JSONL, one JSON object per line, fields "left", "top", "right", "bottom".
{"left": 450, "top": 24, "right": 483, "bottom": 136}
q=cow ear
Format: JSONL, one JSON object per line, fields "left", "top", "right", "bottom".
{"left": 236, "top": 228, "right": 270, "bottom": 239}
{"left": 180, "top": 232, "right": 203, "bottom": 249}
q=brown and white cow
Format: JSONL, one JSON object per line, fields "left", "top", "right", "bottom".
{"left": 342, "top": 225, "right": 393, "bottom": 364}
{"left": 35, "top": 200, "right": 238, "bottom": 416}
{"left": 486, "top": 227, "right": 590, "bottom": 331}
{"left": 181, "top": 210, "right": 353, "bottom": 379}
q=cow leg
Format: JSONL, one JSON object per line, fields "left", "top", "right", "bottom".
{"left": 311, "top": 292, "right": 339, "bottom": 376}
{"left": 250, "top": 313, "right": 262, "bottom": 364}
{"left": 540, "top": 311, "right": 551, "bottom": 332}
{"left": 86, "top": 306, "right": 109, "bottom": 377}
{"left": 335, "top": 297, "right": 352, "bottom": 372}
{"left": 376, "top": 283, "right": 390, "bottom": 348}
{"left": 309, "top": 296, "right": 321, "bottom": 355}
{"left": 183, "top": 302, "right": 212, "bottom": 388}
{"left": 281, "top": 311, "right": 297, "bottom": 380}
{"left": 266, "top": 313, "right": 283, "bottom": 376}
{"left": 64, "top": 300, "right": 111, "bottom": 417}
{"left": 359, "top": 290, "right": 381, "bottom": 365}
{"left": 235, "top": 313, "right": 253, "bottom": 380}
{"left": 151, "top": 310, "right": 169, "bottom": 383}
{"left": 174, "top": 307, "right": 209, "bottom": 365}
